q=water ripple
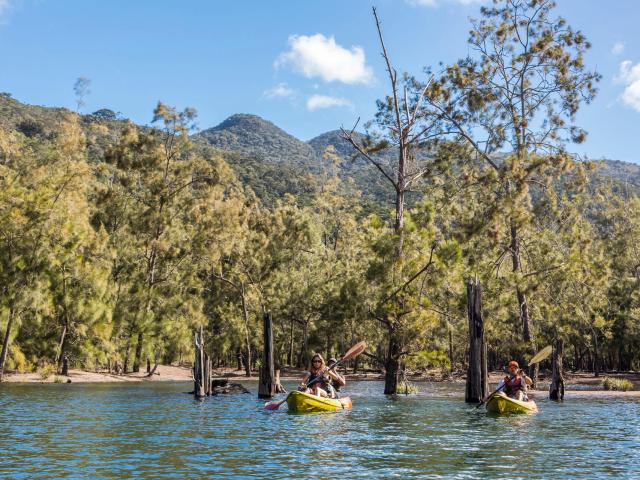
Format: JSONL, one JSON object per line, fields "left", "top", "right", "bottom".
{"left": 0, "top": 381, "right": 638, "bottom": 479}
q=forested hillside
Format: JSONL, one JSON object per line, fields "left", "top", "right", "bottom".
{"left": 1, "top": 0, "right": 640, "bottom": 394}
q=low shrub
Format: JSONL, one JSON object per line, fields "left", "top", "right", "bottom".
{"left": 602, "top": 377, "right": 634, "bottom": 391}
{"left": 36, "top": 363, "right": 57, "bottom": 380}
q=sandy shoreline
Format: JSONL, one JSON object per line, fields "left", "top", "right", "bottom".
{"left": 3, "top": 366, "right": 639, "bottom": 397}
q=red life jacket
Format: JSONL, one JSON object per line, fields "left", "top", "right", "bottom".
{"left": 503, "top": 375, "right": 524, "bottom": 397}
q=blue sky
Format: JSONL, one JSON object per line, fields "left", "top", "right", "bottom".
{"left": 0, "top": 0, "right": 638, "bottom": 162}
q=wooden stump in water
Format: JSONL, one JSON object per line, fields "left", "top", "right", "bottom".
{"left": 465, "top": 278, "right": 488, "bottom": 403}
{"left": 194, "top": 327, "right": 206, "bottom": 398}
{"left": 549, "top": 339, "right": 565, "bottom": 401}
{"left": 274, "top": 369, "right": 286, "bottom": 394}
{"left": 258, "top": 311, "right": 275, "bottom": 399}
{"left": 204, "top": 354, "right": 212, "bottom": 396}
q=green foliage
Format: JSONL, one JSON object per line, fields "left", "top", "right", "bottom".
{"left": 0, "top": 2, "right": 639, "bottom": 388}
{"left": 407, "top": 349, "right": 451, "bottom": 371}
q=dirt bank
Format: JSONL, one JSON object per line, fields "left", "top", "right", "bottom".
{"left": 2, "top": 364, "right": 193, "bottom": 384}
{"left": 4, "top": 365, "right": 639, "bottom": 399}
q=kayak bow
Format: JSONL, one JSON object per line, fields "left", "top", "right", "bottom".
{"left": 286, "top": 390, "right": 352, "bottom": 413}
{"left": 485, "top": 391, "right": 538, "bottom": 414}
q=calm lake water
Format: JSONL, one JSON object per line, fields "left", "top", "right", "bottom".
{"left": 1, "top": 380, "right": 639, "bottom": 479}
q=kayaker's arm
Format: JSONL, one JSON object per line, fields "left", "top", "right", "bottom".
{"left": 327, "top": 369, "right": 345, "bottom": 386}
{"left": 299, "top": 372, "right": 311, "bottom": 389}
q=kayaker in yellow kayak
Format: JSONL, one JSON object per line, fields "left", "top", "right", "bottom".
{"left": 494, "top": 360, "right": 532, "bottom": 401}
{"left": 299, "top": 354, "right": 344, "bottom": 398}
{"left": 327, "top": 357, "right": 346, "bottom": 398}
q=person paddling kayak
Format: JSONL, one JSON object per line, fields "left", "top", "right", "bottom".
{"left": 299, "top": 354, "right": 343, "bottom": 398}
{"left": 327, "top": 357, "right": 346, "bottom": 398}
{"left": 493, "top": 360, "right": 532, "bottom": 401}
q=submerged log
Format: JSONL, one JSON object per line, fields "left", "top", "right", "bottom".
{"left": 258, "top": 311, "right": 275, "bottom": 399}
{"left": 549, "top": 339, "right": 565, "bottom": 401}
{"left": 212, "top": 379, "right": 250, "bottom": 395}
{"left": 465, "top": 278, "right": 488, "bottom": 403}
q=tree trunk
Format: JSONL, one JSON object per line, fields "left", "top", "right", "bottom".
{"left": 448, "top": 325, "right": 454, "bottom": 371}
{"left": 0, "top": 309, "right": 15, "bottom": 382}
{"left": 288, "top": 318, "right": 295, "bottom": 366}
{"left": 133, "top": 330, "right": 143, "bottom": 373}
{"left": 465, "top": 278, "right": 488, "bottom": 403}
{"left": 240, "top": 282, "right": 252, "bottom": 377}
{"left": 299, "top": 321, "right": 309, "bottom": 369}
{"left": 592, "top": 330, "right": 600, "bottom": 377}
{"left": 55, "top": 323, "right": 67, "bottom": 370}
{"left": 258, "top": 311, "right": 275, "bottom": 399}
{"left": 194, "top": 327, "right": 205, "bottom": 398}
{"left": 236, "top": 348, "right": 244, "bottom": 371}
{"left": 549, "top": 339, "right": 565, "bottom": 401}
{"left": 510, "top": 218, "right": 538, "bottom": 386}
{"left": 204, "top": 354, "right": 211, "bottom": 395}
{"left": 55, "top": 272, "right": 70, "bottom": 372}
{"left": 384, "top": 329, "right": 401, "bottom": 395}
{"left": 61, "top": 355, "right": 69, "bottom": 376}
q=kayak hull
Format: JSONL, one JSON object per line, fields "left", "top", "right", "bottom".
{"left": 286, "top": 390, "right": 352, "bottom": 413}
{"left": 486, "top": 392, "right": 538, "bottom": 414}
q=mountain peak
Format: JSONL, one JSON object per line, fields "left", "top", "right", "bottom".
{"left": 213, "top": 113, "right": 276, "bottom": 131}
{"left": 195, "top": 113, "right": 319, "bottom": 166}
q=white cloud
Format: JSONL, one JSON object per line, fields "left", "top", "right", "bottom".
{"left": 612, "top": 42, "right": 625, "bottom": 56}
{"left": 407, "top": 0, "right": 486, "bottom": 6}
{"left": 306, "top": 94, "right": 353, "bottom": 111}
{"left": 616, "top": 60, "right": 640, "bottom": 112}
{"left": 407, "top": 0, "right": 438, "bottom": 5}
{"left": 0, "top": 0, "right": 11, "bottom": 17}
{"left": 276, "top": 34, "right": 374, "bottom": 85}
{"left": 262, "top": 83, "right": 295, "bottom": 99}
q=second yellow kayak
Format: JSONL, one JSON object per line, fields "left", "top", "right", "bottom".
{"left": 486, "top": 391, "right": 538, "bottom": 414}
{"left": 286, "top": 391, "right": 352, "bottom": 413}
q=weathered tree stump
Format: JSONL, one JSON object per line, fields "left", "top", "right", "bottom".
{"left": 61, "top": 355, "right": 69, "bottom": 376}
{"left": 194, "top": 326, "right": 206, "bottom": 398}
{"left": 465, "top": 278, "right": 488, "bottom": 403}
{"left": 258, "top": 311, "right": 276, "bottom": 399}
{"left": 274, "top": 369, "right": 286, "bottom": 394}
{"left": 549, "top": 339, "right": 565, "bottom": 401}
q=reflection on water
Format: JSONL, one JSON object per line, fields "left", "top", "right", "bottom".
{"left": 0, "top": 381, "right": 638, "bottom": 479}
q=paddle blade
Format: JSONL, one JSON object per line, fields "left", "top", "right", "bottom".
{"left": 341, "top": 341, "right": 366, "bottom": 362}
{"left": 529, "top": 345, "right": 553, "bottom": 365}
{"left": 264, "top": 399, "right": 284, "bottom": 411}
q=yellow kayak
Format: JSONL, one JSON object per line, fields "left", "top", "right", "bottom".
{"left": 486, "top": 391, "right": 538, "bottom": 414}
{"left": 286, "top": 391, "right": 352, "bottom": 413}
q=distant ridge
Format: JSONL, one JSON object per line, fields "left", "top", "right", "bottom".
{"left": 1, "top": 93, "right": 639, "bottom": 204}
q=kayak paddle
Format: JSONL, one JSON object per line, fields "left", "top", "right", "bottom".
{"left": 264, "top": 341, "right": 366, "bottom": 411}
{"left": 476, "top": 345, "right": 553, "bottom": 408}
